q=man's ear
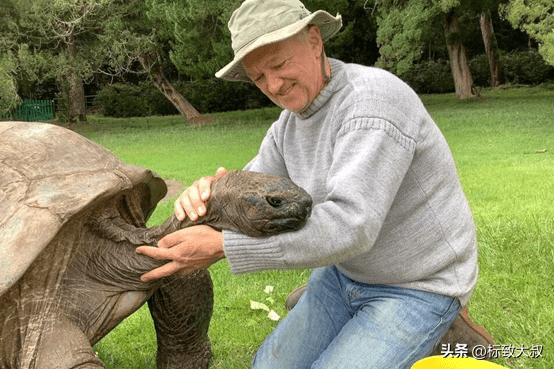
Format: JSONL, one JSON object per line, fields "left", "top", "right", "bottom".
{"left": 307, "top": 25, "right": 323, "bottom": 56}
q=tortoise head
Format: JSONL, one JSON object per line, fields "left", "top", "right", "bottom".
{"left": 206, "top": 171, "right": 312, "bottom": 237}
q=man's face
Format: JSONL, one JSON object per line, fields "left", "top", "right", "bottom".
{"left": 242, "top": 26, "right": 325, "bottom": 114}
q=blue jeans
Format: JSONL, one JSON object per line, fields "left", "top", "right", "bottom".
{"left": 252, "top": 266, "right": 461, "bottom": 369}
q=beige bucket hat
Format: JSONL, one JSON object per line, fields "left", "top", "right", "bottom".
{"left": 215, "top": 0, "right": 342, "bottom": 82}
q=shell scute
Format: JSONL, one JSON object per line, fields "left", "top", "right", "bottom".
{"left": 0, "top": 122, "right": 166, "bottom": 297}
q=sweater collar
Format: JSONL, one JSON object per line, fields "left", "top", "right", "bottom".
{"left": 294, "top": 58, "right": 344, "bottom": 119}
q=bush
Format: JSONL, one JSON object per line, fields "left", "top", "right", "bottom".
{"left": 172, "top": 79, "right": 273, "bottom": 114}
{"left": 399, "top": 59, "right": 455, "bottom": 94}
{"left": 97, "top": 79, "right": 273, "bottom": 118}
{"left": 500, "top": 50, "right": 554, "bottom": 85}
{"left": 96, "top": 83, "right": 154, "bottom": 118}
{"left": 142, "top": 84, "right": 178, "bottom": 116}
{"left": 470, "top": 50, "right": 554, "bottom": 87}
{"left": 98, "top": 51, "right": 553, "bottom": 117}
{"left": 55, "top": 80, "right": 71, "bottom": 123}
{"left": 468, "top": 54, "right": 492, "bottom": 87}
{"left": 399, "top": 50, "right": 553, "bottom": 93}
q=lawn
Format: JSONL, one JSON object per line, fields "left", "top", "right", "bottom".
{"left": 79, "top": 85, "right": 554, "bottom": 368}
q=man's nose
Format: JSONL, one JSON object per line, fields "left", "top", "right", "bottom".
{"left": 266, "top": 72, "right": 283, "bottom": 96}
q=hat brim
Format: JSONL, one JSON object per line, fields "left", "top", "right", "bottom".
{"left": 215, "top": 10, "right": 342, "bottom": 82}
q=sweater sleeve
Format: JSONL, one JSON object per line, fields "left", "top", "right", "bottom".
{"left": 223, "top": 117, "right": 416, "bottom": 273}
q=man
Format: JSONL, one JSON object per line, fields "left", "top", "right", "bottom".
{"left": 137, "top": 0, "right": 491, "bottom": 367}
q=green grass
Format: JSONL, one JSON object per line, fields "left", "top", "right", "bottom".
{"left": 82, "top": 86, "right": 554, "bottom": 368}
{"left": 420, "top": 86, "right": 554, "bottom": 369}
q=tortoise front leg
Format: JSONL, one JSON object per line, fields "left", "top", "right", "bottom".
{"left": 147, "top": 270, "right": 214, "bottom": 369}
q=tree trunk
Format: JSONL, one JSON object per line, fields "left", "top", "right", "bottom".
{"left": 65, "top": 30, "right": 87, "bottom": 123}
{"left": 443, "top": 13, "right": 474, "bottom": 99}
{"left": 479, "top": 10, "right": 502, "bottom": 87}
{"left": 139, "top": 54, "right": 208, "bottom": 124}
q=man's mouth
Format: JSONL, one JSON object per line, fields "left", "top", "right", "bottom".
{"left": 279, "top": 83, "right": 295, "bottom": 96}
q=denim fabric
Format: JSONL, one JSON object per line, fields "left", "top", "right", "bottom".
{"left": 252, "top": 266, "right": 461, "bottom": 369}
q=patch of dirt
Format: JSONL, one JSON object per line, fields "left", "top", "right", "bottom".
{"left": 161, "top": 180, "right": 185, "bottom": 202}
{"left": 187, "top": 116, "right": 215, "bottom": 125}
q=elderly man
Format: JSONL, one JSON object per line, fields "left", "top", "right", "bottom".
{"left": 137, "top": 0, "right": 493, "bottom": 367}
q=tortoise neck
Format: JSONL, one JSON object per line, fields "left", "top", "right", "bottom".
{"left": 147, "top": 215, "right": 195, "bottom": 242}
{"left": 146, "top": 180, "right": 229, "bottom": 243}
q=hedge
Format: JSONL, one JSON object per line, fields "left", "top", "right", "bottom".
{"left": 400, "top": 50, "right": 554, "bottom": 94}
{"left": 96, "top": 79, "right": 272, "bottom": 118}
{"left": 399, "top": 59, "right": 455, "bottom": 94}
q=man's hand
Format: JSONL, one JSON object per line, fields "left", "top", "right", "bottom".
{"left": 136, "top": 225, "right": 225, "bottom": 282}
{"left": 174, "top": 167, "right": 228, "bottom": 221}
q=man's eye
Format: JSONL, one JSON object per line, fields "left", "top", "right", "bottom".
{"left": 274, "top": 61, "right": 285, "bottom": 69}
{"left": 254, "top": 75, "right": 264, "bottom": 82}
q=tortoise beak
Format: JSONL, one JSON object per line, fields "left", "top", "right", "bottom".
{"left": 264, "top": 199, "right": 312, "bottom": 234}
{"left": 292, "top": 198, "right": 312, "bottom": 221}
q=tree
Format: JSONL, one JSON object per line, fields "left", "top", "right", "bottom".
{"left": 1, "top": 0, "right": 111, "bottom": 123}
{"left": 304, "top": 0, "right": 380, "bottom": 66}
{"left": 0, "top": 0, "right": 20, "bottom": 115}
{"left": 2, "top": 0, "right": 215, "bottom": 123}
{"left": 480, "top": 8, "right": 502, "bottom": 86}
{"left": 376, "top": 0, "right": 478, "bottom": 98}
{"left": 501, "top": 0, "right": 554, "bottom": 65}
{"left": 375, "top": 0, "right": 439, "bottom": 76}
{"left": 96, "top": 0, "right": 225, "bottom": 122}
{"left": 20, "top": 0, "right": 108, "bottom": 123}
{"left": 0, "top": 52, "right": 19, "bottom": 115}
{"left": 138, "top": 53, "right": 205, "bottom": 122}
{"left": 374, "top": 0, "right": 508, "bottom": 92}
{"left": 441, "top": 6, "right": 475, "bottom": 98}
{"left": 145, "top": 0, "right": 239, "bottom": 81}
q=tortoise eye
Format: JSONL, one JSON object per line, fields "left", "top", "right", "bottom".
{"left": 266, "top": 196, "right": 283, "bottom": 207}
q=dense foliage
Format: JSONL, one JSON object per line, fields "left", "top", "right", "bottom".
{"left": 96, "top": 49, "right": 554, "bottom": 116}
{"left": 97, "top": 79, "right": 272, "bottom": 117}
{"left": 2, "top": 0, "right": 553, "bottom": 117}
{"left": 501, "top": 0, "right": 553, "bottom": 65}
{"left": 403, "top": 50, "right": 554, "bottom": 94}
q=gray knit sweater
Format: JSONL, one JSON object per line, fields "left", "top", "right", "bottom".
{"left": 223, "top": 58, "right": 478, "bottom": 305}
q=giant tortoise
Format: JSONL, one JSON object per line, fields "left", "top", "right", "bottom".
{"left": 0, "top": 121, "right": 312, "bottom": 369}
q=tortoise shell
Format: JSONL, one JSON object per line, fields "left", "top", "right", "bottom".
{"left": 0, "top": 121, "right": 166, "bottom": 296}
